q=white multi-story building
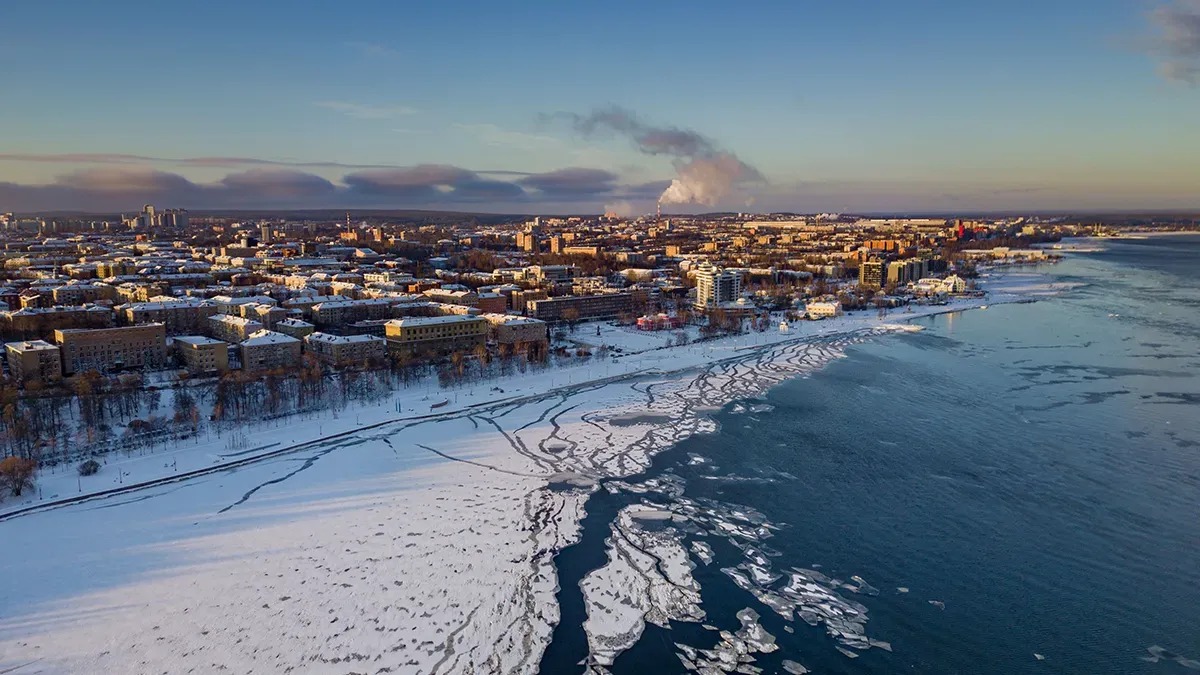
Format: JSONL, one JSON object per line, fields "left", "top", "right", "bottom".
{"left": 694, "top": 262, "right": 742, "bottom": 309}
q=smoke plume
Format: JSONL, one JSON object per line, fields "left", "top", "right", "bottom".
{"left": 602, "top": 200, "right": 637, "bottom": 218}
{"left": 544, "top": 106, "right": 762, "bottom": 207}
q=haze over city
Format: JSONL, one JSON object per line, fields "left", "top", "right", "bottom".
{"left": 4, "top": 0, "right": 1200, "bottom": 214}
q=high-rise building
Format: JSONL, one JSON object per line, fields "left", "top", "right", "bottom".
{"left": 260, "top": 222, "right": 271, "bottom": 243}
{"left": 161, "top": 208, "right": 188, "bottom": 228}
{"left": 138, "top": 204, "right": 157, "bottom": 229}
{"left": 859, "top": 260, "right": 884, "bottom": 290}
{"left": 694, "top": 262, "right": 742, "bottom": 309}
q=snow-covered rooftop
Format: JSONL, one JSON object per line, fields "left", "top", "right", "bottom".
{"left": 241, "top": 330, "right": 300, "bottom": 346}
{"left": 386, "top": 315, "right": 483, "bottom": 328}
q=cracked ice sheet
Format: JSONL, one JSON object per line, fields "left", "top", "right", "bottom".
{"left": 581, "top": 504, "right": 704, "bottom": 667}
{"left": 0, "top": 324, "right": 923, "bottom": 674}
{"left": 0, "top": 416, "right": 570, "bottom": 675}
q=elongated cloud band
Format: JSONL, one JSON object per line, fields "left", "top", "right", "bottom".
{"left": 0, "top": 165, "right": 667, "bottom": 212}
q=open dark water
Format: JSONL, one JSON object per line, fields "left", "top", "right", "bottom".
{"left": 542, "top": 235, "right": 1200, "bottom": 674}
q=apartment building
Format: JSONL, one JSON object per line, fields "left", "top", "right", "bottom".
{"left": 885, "top": 259, "right": 931, "bottom": 286}
{"left": 5, "top": 339, "right": 63, "bottom": 384}
{"left": 238, "top": 302, "right": 288, "bottom": 330}
{"left": 115, "top": 282, "right": 170, "bottom": 303}
{"left": 310, "top": 298, "right": 394, "bottom": 329}
{"left": 208, "top": 314, "right": 264, "bottom": 343}
{"left": 423, "top": 288, "right": 478, "bottom": 306}
{"left": 120, "top": 298, "right": 217, "bottom": 335}
{"left": 859, "top": 260, "right": 884, "bottom": 290}
{"left": 384, "top": 315, "right": 487, "bottom": 357}
{"left": 1, "top": 305, "right": 115, "bottom": 341}
{"left": 240, "top": 330, "right": 302, "bottom": 373}
{"left": 304, "top": 332, "right": 387, "bottom": 366}
{"left": 479, "top": 314, "right": 548, "bottom": 347}
{"left": 274, "top": 318, "right": 316, "bottom": 339}
{"left": 476, "top": 292, "right": 507, "bottom": 314}
{"left": 174, "top": 335, "right": 229, "bottom": 374}
{"left": 694, "top": 262, "right": 742, "bottom": 309}
{"left": 211, "top": 295, "right": 277, "bottom": 316}
{"left": 54, "top": 323, "right": 167, "bottom": 375}
{"left": 51, "top": 282, "right": 119, "bottom": 306}
{"left": 527, "top": 291, "right": 642, "bottom": 323}
{"left": 511, "top": 288, "right": 548, "bottom": 313}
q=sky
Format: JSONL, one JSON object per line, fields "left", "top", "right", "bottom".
{"left": 1, "top": 0, "right": 1198, "bottom": 215}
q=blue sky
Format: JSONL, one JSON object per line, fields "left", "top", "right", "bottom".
{"left": 1, "top": 0, "right": 1197, "bottom": 214}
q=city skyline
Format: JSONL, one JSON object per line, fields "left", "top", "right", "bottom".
{"left": 3, "top": 0, "right": 1199, "bottom": 214}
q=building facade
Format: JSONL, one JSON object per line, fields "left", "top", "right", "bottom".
{"left": 805, "top": 301, "right": 843, "bottom": 320}
{"left": 527, "top": 291, "right": 643, "bottom": 323}
{"left": 54, "top": 324, "right": 167, "bottom": 375}
{"left": 304, "top": 332, "right": 387, "bottom": 366}
{"left": 859, "top": 260, "right": 884, "bottom": 290}
{"left": 479, "top": 314, "right": 549, "bottom": 347}
{"left": 174, "top": 336, "right": 230, "bottom": 374}
{"left": 240, "top": 330, "right": 302, "bottom": 373}
{"left": 274, "top": 318, "right": 316, "bottom": 339}
{"left": 208, "top": 314, "right": 264, "bottom": 343}
{"left": 5, "top": 340, "right": 63, "bottom": 384}
{"left": 384, "top": 315, "right": 487, "bottom": 357}
{"left": 121, "top": 298, "right": 217, "bottom": 335}
{"left": 694, "top": 263, "right": 742, "bottom": 309}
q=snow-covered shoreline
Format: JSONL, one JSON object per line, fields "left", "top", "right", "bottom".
{"left": 0, "top": 268, "right": 1071, "bottom": 674}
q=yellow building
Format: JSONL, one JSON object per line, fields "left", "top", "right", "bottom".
{"left": 479, "top": 314, "right": 548, "bottom": 347}
{"left": 5, "top": 340, "right": 62, "bottom": 384}
{"left": 208, "top": 314, "right": 264, "bottom": 343}
{"left": 384, "top": 315, "right": 487, "bottom": 357}
{"left": 174, "top": 336, "right": 230, "bottom": 374}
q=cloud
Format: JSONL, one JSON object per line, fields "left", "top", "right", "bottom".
{"left": 218, "top": 169, "right": 338, "bottom": 199}
{"left": 0, "top": 153, "right": 409, "bottom": 171}
{"left": 343, "top": 164, "right": 526, "bottom": 203}
{"left": 313, "top": 101, "right": 418, "bottom": 119}
{"left": 57, "top": 167, "right": 196, "bottom": 194}
{"left": 346, "top": 41, "right": 400, "bottom": 59}
{"left": 519, "top": 168, "right": 619, "bottom": 195}
{"left": 1148, "top": 1, "right": 1200, "bottom": 84}
{"left": 0, "top": 163, "right": 669, "bottom": 212}
{"left": 541, "top": 105, "right": 763, "bottom": 207}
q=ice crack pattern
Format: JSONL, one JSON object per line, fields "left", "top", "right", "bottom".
{"left": 0, "top": 325, "right": 912, "bottom": 675}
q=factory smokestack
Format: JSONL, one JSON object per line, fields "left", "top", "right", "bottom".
{"left": 657, "top": 201, "right": 661, "bottom": 221}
